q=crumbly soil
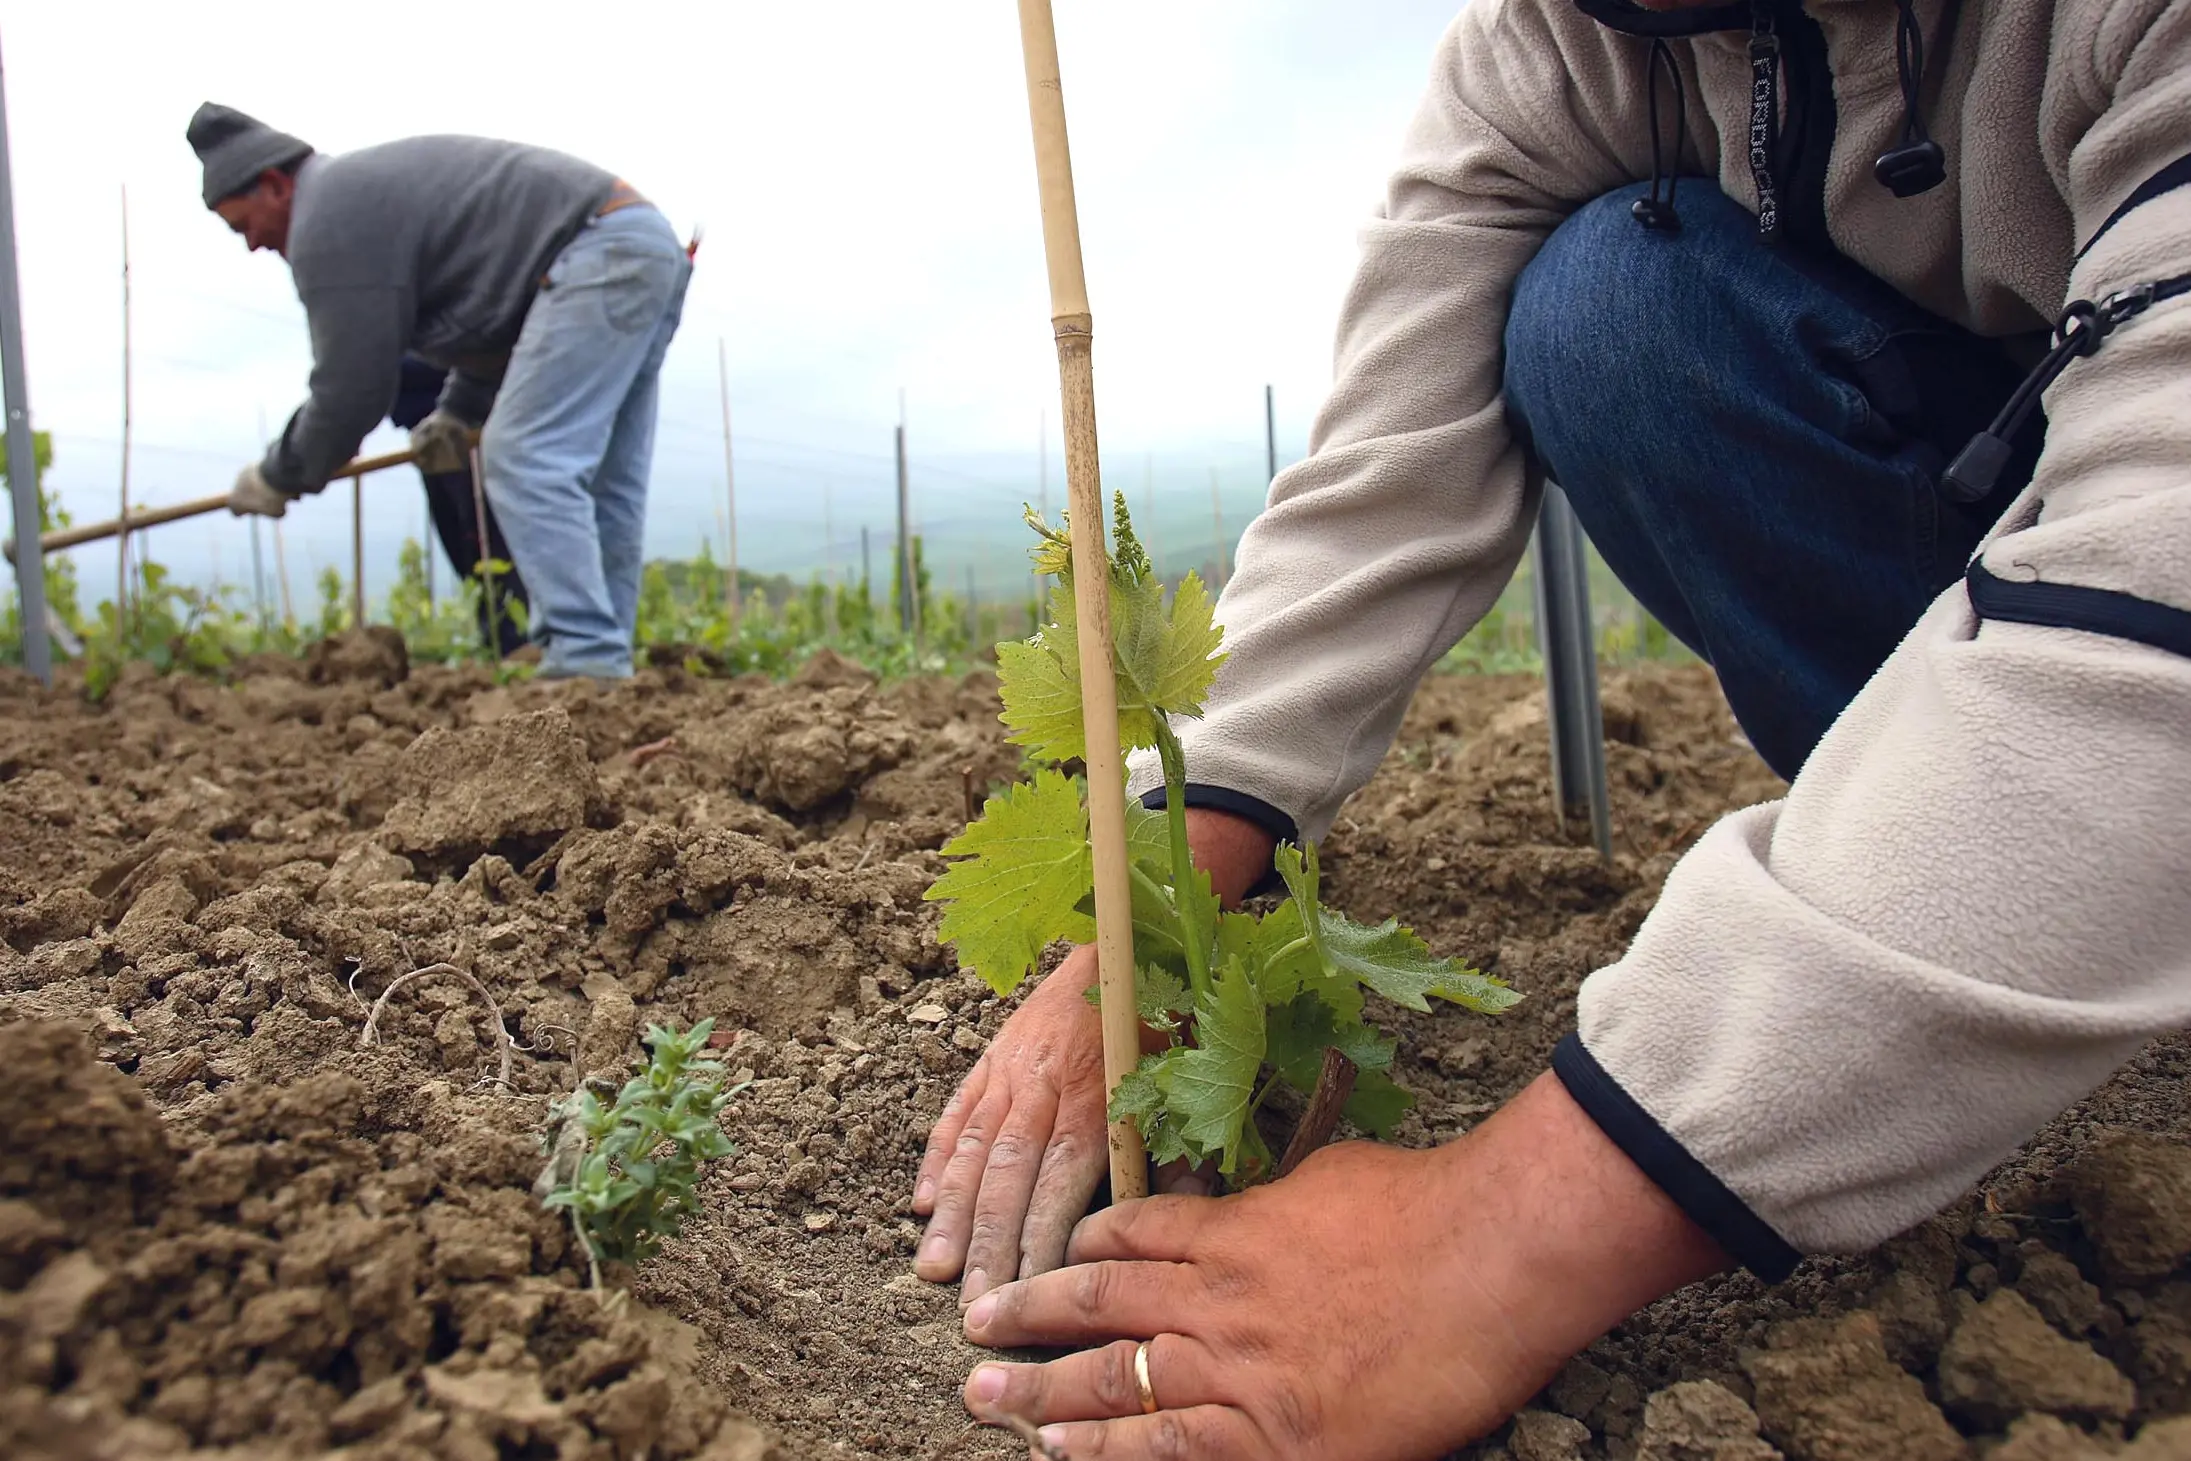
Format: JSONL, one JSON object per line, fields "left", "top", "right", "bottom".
{"left": 3, "top": 638, "right": 2187, "bottom": 1460}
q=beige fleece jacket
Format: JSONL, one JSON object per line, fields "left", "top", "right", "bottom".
{"left": 1128, "top": 0, "right": 2191, "bottom": 1257}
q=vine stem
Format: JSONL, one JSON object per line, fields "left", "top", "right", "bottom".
{"left": 1277, "top": 1046, "right": 1360, "bottom": 1179}
{"left": 357, "top": 961, "right": 513, "bottom": 1090}
{"left": 1152, "top": 717, "right": 1211, "bottom": 998}
{"left": 568, "top": 1205, "right": 606, "bottom": 1297}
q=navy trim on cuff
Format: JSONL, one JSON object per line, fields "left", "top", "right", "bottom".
{"left": 1551, "top": 1033, "right": 1802, "bottom": 1283}
{"left": 1138, "top": 784, "right": 1297, "bottom": 898}
{"left": 1969, "top": 560, "right": 2191, "bottom": 661}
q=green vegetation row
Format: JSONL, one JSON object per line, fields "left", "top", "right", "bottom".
{"left": 5, "top": 433, "right": 1688, "bottom": 696}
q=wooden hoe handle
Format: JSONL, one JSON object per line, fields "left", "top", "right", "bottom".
{"left": 9, "top": 443, "right": 429, "bottom": 556}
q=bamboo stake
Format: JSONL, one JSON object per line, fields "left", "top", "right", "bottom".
{"left": 1015, "top": 0, "right": 1147, "bottom": 1201}
{"left": 117, "top": 185, "right": 133, "bottom": 624}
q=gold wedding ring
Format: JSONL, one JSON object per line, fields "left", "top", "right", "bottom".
{"left": 1134, "top": 1339, "right": 1159, "bottom": 1415}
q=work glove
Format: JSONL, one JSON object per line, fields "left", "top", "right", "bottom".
{"left": 229, "top": 463, "right": 290, "bottom": 519}
{"left": 410, "top": 409, "right": 474, "bottom": 475}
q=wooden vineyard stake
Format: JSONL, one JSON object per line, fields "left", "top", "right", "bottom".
{"left": 350, "top": 472, "right": 365, "bottom": 628}
{"left": 1014, "top": 0, "right": 1148, "bottom": 1202}
{"left": 469, "top": 444, "right": 503, "bottom": 661}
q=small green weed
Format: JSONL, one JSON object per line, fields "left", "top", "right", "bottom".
{"left": 540, "top": 1019, "right": 743, "bottom": 1285}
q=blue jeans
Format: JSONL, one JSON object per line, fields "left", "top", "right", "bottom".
{"left": 482, "top": 205, "right": 691, "bottom": 678}
{"left": 1503, "top": 183, "right": 2039, "bottom": 778}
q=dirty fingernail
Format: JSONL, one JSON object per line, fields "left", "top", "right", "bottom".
{"left": 918, "top": 1233, "right": 950, "bottom": 1266}
{"left": 970, "top": 1365, "right": 1008, "bottom": 1405}
{"left": 965, "top": 1293, "right": 998, "bottom": 1331}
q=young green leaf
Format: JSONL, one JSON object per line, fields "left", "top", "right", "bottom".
{"left": 1153, "top": 955, "right": 1266, "bottom": 1172}
{"left": 996, "top": 620, "right": 1086, "bottom": 765}
{"left": 1317, "top": 911, "right": 1520, "bottom": 1015}
{"left": 1023, "top": 504, "right": 1075, "bottom": 579}
{"left": 1137, "top": 964, "right": 1192, "bottom": 1026}
{"left": 1343, "top": 1069, "right": 1412, "bottom": 1138}
{"left": 925, "top": 768, "right": 1095, "bottom": 994}
{"left": 1263, "top": 994, "right": 1396, "bottom": 1094}
{"left": 1082, "top": 962, "right": 1191, "bottom": 1031}
{"left": 1111, "top": 1057, "right": 1195, "bottom": 1168}
{"left": 1111, "top": 566, "right": 1226, "bottom": 749}
{"left": 1248, "top": 898, "right": 1356, "bottom": 1021}
{"left": 1274, "top": 841, "right": 1517, "bottom": 1015}
{"left": 1000, "top": 506, "right": 1225, "bottom": 760}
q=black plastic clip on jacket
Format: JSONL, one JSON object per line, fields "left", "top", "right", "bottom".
{"left": 1939, "top": 275, "right": 2188, "bottom": 503}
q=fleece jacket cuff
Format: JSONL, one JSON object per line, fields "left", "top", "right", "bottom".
{"left": 1551, "top": 1033, "right": 1802, "bottom": 1282}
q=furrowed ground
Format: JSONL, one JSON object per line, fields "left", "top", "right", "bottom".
{"left": 5, "top": 639, "right": 2189, "bottom": 1460}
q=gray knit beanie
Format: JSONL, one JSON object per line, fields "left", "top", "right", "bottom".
{"left": 187, "top": 103, "right": 313, "bottom": 207}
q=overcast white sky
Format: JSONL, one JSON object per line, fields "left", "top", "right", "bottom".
{"left": 2, "top": 1, "right": 1460, "bottom": 606}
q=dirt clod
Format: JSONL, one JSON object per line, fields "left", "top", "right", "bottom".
{"left": 1635, "top": 1380, "right": 1782, "bottom": 1461}
{"left": 1743, "top": 1313, "right": 1969, "bottom": 1461}
{"left": 304, "top": 626, "right": 410, "bottom": 688}
{"left": 1939, "top": 1290, "right": 2136, "bottom": 1427}
{"left": 2067, "top": 1133, "right": 2191, "bottom": 1286}
{"left": 0, "top": 1020, "right": 173, "bottom": 1235}
{"left": 381, "top": 707, "right": 609, "bottom": 866}
{"left": 1509, "top": 1408, "right": 1592, "bottom": 1460}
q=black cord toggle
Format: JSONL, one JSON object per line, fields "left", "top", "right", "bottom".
{"left": 1876, "top": 0, "right": 1949, "bottom": 199}
{"left": 1632, "top": 38, "right": 1687, "bottom": 232}
{"left": 1875, "top": 139, "right": 1946, "bottom": 199}
{"left": 1940, "top": 279, "right": 2180, "bottom": 503}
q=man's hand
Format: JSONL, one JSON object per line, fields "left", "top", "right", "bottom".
{"left": 229, "top": 463, "right": 289, "bottom": 518}
{"left": 913, "top": 808, "right": 1279, "bottom": 1306}
{"left": 409, "top": 409, "right": 473, "bottom": 474}
{"left": 958, "top": 1072, "right": 1732, "bottom": 1459}
{"left": 913, "top": 944, "right": 1127, "bottom": 1305}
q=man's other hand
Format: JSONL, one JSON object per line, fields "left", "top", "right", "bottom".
{"left": 229, "top": 463, "right": 289, "bottom": 518}
{"left": 913, "top": 806, "right": 1277, "bottom": 1307}
{"left": 409, "top": 409, "right": 472, "bottom": 474}
{"left": 912, "top": 945, "right": 1208, "bottom": 1307}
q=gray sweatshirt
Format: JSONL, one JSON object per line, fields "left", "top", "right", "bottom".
{"left": 260, "top": 136, "right": 618, "bottom": 494}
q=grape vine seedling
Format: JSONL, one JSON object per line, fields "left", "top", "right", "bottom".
{"left": 926, "top": 498, "right": 1519, "bottom": 1181}
{"left": 539, "top": 1019, "right": 743, "bottom": 1285}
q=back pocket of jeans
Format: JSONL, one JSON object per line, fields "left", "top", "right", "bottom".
{"left": 595, "top": 245, "right": 678, "bottom": 334}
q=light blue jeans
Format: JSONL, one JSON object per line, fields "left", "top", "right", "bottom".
{"left": 482, "top": 204, "right": 690, "bottom": 678}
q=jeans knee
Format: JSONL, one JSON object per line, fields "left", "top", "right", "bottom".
{"left": 1504, "top": 182, "right": 1759, "bottom": 437}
